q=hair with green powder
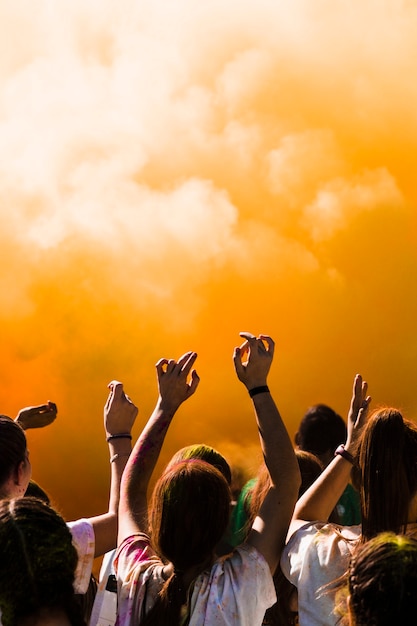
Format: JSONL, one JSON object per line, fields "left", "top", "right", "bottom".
{"left": 348, "top": 532, "right": 417, "bottom": 625}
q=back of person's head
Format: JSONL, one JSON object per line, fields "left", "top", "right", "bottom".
{"left": 150, "top": 459, "right": 231, "bottom": 570}
{"left": 296, "top": 449, "right": 324, "bottom": 494}
{"left": 353, "top": 408, "right": 417, "bottom": 541}
{"left": 165, "top": 444, "right": 232, "bottom": 485}
{"left": 248, "top": 449, "right": 323, "bottom": 533}
{"left": 0, "top": 416, "right": 27, "bottom": 493}
{"left": 348, "top": 532, "right": 417, "bottom": 626}
{"left": 0, "top": 497, "right": 85, "bottom": 626}
{"left": 295, "top": 404, "right": 347, "bottom": 461}
{"left": 144, "top": 459, "right": 231, "bottom": 626}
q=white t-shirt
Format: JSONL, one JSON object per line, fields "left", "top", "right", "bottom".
{"left": 281, "top": 522, "right": 361, "bottom": 626}
{"left": 115, "top": 533, "right": 276, "bottom": 626}
{"left": 67, "top": 518, "right": 95, "bottom": 594}
{"left": 282, "top": 521, "right": 417, "bottom": 625}
{"left": 90, "top": 549, "right": 117, "bottom": 626}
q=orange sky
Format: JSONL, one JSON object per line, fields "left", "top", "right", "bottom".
{"left": 1, "top": 0, "right": 417, "bottom": 521}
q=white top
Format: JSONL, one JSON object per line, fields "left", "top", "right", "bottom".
{"left": 90, "top": 549, "right": 117, "bottom": 626}
{"left": 282, "top": 521, "right": 417, "bottom": 626}
{"left": 67, "top": 518, "right": 95, "bottom": 594}
{"left": 281, "top": 522, "right": 361, "bottom": 626}
{"left": 115, "top": 533, "right": 276, "bottom": 626}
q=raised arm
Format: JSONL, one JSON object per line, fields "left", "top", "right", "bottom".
{"left": 84, "top": 380, "right": 138, "bottom": 557}
{"left": 287, "top": 374, "right": 371, "bottom": 539}
{"left": 118, "top": 351, "right": 199, "bottom": 545}
{"left": 234, "top": 332, "right": 301, "bottom": 574}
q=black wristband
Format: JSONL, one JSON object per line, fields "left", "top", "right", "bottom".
{"left": 248, "top": 385, "right": 270, "bottom": 398}
{"left": 106, "top": 433, "right": 132, "bottom": 443}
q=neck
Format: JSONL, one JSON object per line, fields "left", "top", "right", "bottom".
{"left": 0, "top": 478, "right": 21, "bottom": 499}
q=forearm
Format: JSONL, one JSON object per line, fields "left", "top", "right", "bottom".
{"left": 292, "top": 453, "right": 353, "bottom": 526}
{"left": 119, "top": 399, "right": 176, "bottom": 539}
{"left": 85, "top": 434, "right": 133, "bottom": 557}
{"left": 252, "top": 390, "right": 300, "bottom": 493}
{"left": 292, "top": 374, "right": 370, "bottom": 529}
{"left": 246, "top": 388, "right": 301, "bottom": 572}
{"left": 107, "top": 436, "right": 132, "bottom": 514}
{"left": 119, "top": 351, "right": 199, "bottom": 543}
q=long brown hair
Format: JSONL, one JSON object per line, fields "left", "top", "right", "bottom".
{"left": 142, "top": 459, "right": 231, "bottom": 626}
{"left": 353, "top": 408, "right": 417, "bottom": 542}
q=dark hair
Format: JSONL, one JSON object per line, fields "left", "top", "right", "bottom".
{"left": 24, "top": 480, "right": 50, "bottom": 504}
{"left": 247, "top": 450, "right": 323, "bottom": 626}
{"left": 353, "top": 408, "right": 417, "bottom": 542}
{"left": 0, "top": 417, "right": 27, "bottom": 491}
{"left": 0, "top": 497, "right": 85, "bottom": 626}
{"left": 348, "top": 532, "right": 417, "bottom": 625}
{"left": 143, "top": 460, "right": 231, "bottom": 625}
{"left": 165, "top": 444, "right": 232, "bottom": 485}
{"left": 247, "top": 450, "right": 323, "bottom": 535}
{"left": 295, "top": 404, "right": 347, "bottom": 457}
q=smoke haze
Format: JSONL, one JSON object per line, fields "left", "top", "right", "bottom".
{"left": 1, "top": 0, "right": 417, "bottom": 520}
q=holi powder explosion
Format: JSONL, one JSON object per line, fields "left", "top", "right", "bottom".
{"left": 1, "top": 0, "right": 417, "bottom": 521}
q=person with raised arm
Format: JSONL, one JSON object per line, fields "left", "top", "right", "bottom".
{"left": 280, "top": 375, "right": 375, "bottom": 625}
{"left": 67, "top": 380, "right": 138, "bottom": 607}
{"left": 115, "top": 333, "right": 300, "bottom": 626}
{"left": 0, "top": 382, "right": 138, "bottom": 601}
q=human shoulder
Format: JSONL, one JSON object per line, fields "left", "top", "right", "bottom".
{"left": 115, "top": 533, "right": 163, "bottom": 583}
{"left": 115, "top": 535, "right": 165, "bottom": 626}
{"left": 67, "top": 517, "right": 95, "bottom": 539}
{"left": 286, "top": 521, "right": 360, "bottom": 546}
{"left": 66, "top": 519, "right": 95, "bottom": 594}
{"left": 281, "top": 522, "right": 360, "bottom": 582}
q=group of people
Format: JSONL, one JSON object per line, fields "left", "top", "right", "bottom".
{"left": 1, "top": 332, "right": 417, "bottom": 626}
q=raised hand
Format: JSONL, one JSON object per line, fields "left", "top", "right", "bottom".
{"left": 105, "top": 380, "right": 138, "bottom": 437}
{"left": 346, "top": 374, "right": 372, "bottom": 448}
{"left": 118, "top": 351, "right": 199, "bottom": 540}
{"left": 15, "top": 401, "right": 58, "bottom": 430}
{"left": 233, "top": 332, "right": 275, "bottom": 391}
{"left": 156, "top": 351, "right": 199, "bottom": 412}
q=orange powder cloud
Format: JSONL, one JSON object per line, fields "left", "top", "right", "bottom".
{"left": 1, "top": 0, "right": 417, "bottom": 521}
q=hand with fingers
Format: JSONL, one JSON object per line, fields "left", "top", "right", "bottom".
{"left": 233, "top": 332, "right": 275, "bottom": 392}
{"left": 105, "top": 380, "right": 139, "bottom": 438}
{"left": 156, "top": 351, "right": 200, "bottom": 412}
{"left": 15, "top": 401, "right": 58, "bottom": 430}
{"left": 346, "top": 374, "right": 372, "bottom": 449}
